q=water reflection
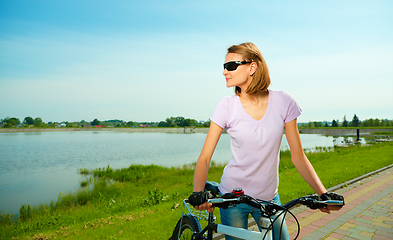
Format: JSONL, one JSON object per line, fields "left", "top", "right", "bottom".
{"left": 0, "top": 131, "right": 368, "bottom": 214}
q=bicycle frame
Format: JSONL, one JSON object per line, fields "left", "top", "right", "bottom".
{"left": 172, "top": 183, "right": 344, "bottom": 240}
{"left": 182, "top": 200, "right": 275, "bottom": 240}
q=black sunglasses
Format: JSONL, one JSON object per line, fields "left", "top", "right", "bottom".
{"left": 223, "top": 61, "right": 252, "bottom": 71}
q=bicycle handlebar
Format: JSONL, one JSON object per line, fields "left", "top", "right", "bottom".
{"left": 206, "top": 194, "right": 344, "bottom": 213}
{"left": 182, "top": 191, "right": 344, "bottom": 240}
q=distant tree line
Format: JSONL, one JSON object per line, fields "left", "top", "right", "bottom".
{"left": 298, "top": 114, "right": 393, "bottom": 128}
{"left": 1, "top": 116, "right": 46, "bottom": 128}
{"left": 1, "top": 116, "right": 211, "bottom": 128}
{"left": 157, "top": 116, "right": 210, "bottom": 128}
{"left": 2, "top": 114, "right": 391, "bottom": 129}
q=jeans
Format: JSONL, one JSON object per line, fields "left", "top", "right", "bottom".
{"left": 220, "top": 193, "right": 290, "bottom": 240}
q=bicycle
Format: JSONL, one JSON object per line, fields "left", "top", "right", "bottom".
{"left": 170, "top": 181, "right": 344, "bottom": 240}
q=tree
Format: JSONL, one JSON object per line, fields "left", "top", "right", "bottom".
{"left": 3, "top": 122, "right": 14, "bottom": 128}
{"left": 126, "top": 121, "right": 136, "bottom": 127}
{"left": 351, "top": 114, "right": 360, "bottom": 127}
{"left": 165, "top": 117, "right": 176, "bottom": 127}
{"left": 23, "top": 117, "right": 34, "bottom": 125}
{"left": 91, "top": 119, "right": 100, "bottom": 126}
{"left": 183, "top": 118, "right": 198, "bottom": 127}
{"left": 374, "top": 118, "right": 380, "bottom": 127}
{"left": 332, "top": 119, "right": 338, "bottom": 127}
{"left": 175, "top": 116, "right": 185, "bottom": 127}
{"left": 34, "top": 117, "right": 43, "bottom": 127}
{"left": 342, "top": 115, "right": 348, "bottom": 127}
{"left": 5, "top": 117, "right": 20, "bottom": 126}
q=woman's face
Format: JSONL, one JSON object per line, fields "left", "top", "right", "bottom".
{"left": 223, "top": 53, "right": 252, "bottom": 90}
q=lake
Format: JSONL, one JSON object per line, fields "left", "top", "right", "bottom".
{"left": 0, "top": 131, "right": 365, "bottom": 214}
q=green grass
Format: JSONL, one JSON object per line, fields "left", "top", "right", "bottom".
{"left": 373, "top": 131, "right": 393, "bottom": 135}
{"left": 1, "top": 142, "right": 392, "bottom": 240}
{"left": 297, "top": 126, "right": 393, "bottom": 129}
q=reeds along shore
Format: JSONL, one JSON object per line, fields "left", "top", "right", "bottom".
{"left": 1, "top": 142, "right": 392, "bottom": 239}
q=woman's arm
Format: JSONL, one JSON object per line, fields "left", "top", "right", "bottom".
{"left": 192, "top": 122, "right": 223, "bottom": 212}
{"left": 193, "top": 122, "right": 223, "bottom": 191}
{"left": 285, "top": 119, "right": 343, "bottom": 213}
{"left": 284, "top": 119, "right": 327, "bottom": 195}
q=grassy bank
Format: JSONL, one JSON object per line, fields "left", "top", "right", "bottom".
{"left": 1, "top": 142, "right": 392, "bottom": 240}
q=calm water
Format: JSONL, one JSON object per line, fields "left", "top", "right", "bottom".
{"left": 0, "top": 131, "right": 364, "bottom": 214}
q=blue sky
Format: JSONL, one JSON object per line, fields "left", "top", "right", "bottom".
{"left": 1, "top": 0, "right": 392, "bottom": 123}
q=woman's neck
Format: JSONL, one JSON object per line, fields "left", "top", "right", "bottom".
{"left": 239, "top": 89, "right": 269, "bottom": 106}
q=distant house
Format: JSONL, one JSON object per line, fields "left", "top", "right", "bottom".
{"left": 82, "top": 124, "right": 92, "bottom": 128}
{"left": 94, "top": 125, "right": 106, "bottom": 128}
{"left": 59, "top": 123, "right": 66, "bottom": 127}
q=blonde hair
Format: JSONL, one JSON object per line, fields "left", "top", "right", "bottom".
{"left": 227, "top": 42, "right": 270, "bottom": 95}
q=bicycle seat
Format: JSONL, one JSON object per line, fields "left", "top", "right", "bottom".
{"left": 205, "top": 181, "right": 220, "bottom": 196}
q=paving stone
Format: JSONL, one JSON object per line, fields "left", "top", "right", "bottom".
{"left": 373, "top": 234, "right": 393, "bottom": 240}
{"left": 301, "top": 230, "right": 328, "bottom": 239}
{"left": 244, "top": 168, "right": 393, "bottom": 240}
{"left": 324, "top": 221, "right": 345, "bottom": 230}
{"left": 375, "top": 225, "right": 393, "bottom": 233}
{"left": 375, "top": 229, "right": 393, "bottom": 238}
{"left": 374, "top": 221, "right": 393, "bottom": 229}
{"left": 359, "top": 231, "right": 374, "bottom": 238}
{"left": 329, "top": 232, "right": 345, "bottom": 239}
{"left": 354, "top": 217, "right": 373, "bottom": 224}
{"left": 354, "top": 221, "right": 374, "bottom": 229}
{"left": 354, "top": 225, "right": 376, "bottom": 233}
{"left": 341, "top": 237, "right": 358, "bottom": 240}
{"left": 348, "top": 232, "right": 372, "bottom": 240}
{"left": 348, "top": 227, "right": 362, "bottom": 234}
{"left": 334, "top": 228, "right": 351, "bottom": 236}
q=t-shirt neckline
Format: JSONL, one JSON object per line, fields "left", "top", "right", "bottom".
{"left": 236, "top": 89, "right": 271, "bottom": 122}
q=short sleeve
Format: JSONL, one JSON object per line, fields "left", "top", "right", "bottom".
{"left": 210, "top": 97, "right": 229, "bottom": 129}
{"left": 283, "top": 92, "right": 302, "bottom": 123}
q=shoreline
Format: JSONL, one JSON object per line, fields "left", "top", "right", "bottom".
{"left": 0, "top": 127, "right": 391, "bottom": 135}
{"left": 0, "top": 127, "right": 211, "bottom": 134}
{"left": 298, "top": 128, "right": 392, "bottom": 136}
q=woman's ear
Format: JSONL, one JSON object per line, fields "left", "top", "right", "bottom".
{"left": 249, "top": 62, "right": 257, "bottom": 76}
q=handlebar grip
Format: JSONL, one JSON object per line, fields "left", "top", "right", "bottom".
{"left": 316, "top": 200, "right": 344, "bottom": 206}
{"left": 208, "top": 198, "right": 239, "bottom": 204}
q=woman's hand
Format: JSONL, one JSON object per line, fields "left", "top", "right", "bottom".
{"left": 195, "top": 202, "right": 215, "bottom": 213}
{"left": 319, "top": 192, "right": 345, "bottom": 214}
{"left": 319, "top": 205, "right": 343, "bottom": 214}
{"left": 188, "top": 191, "right": 215, "bottom": 213}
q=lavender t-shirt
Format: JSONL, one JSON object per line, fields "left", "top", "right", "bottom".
{"left": 210, "top": 89, "right": 302, "bottom": 201}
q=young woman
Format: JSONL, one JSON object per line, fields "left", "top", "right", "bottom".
{"left": 188, "top": 42, "right": 343, "bottom": 240}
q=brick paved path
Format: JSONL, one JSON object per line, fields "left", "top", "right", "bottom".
{"left": 285, "top": 167, "right": 393, "bottom": 240}
{"left": 213, "top": 166, "right": 393, "bottom": 240}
